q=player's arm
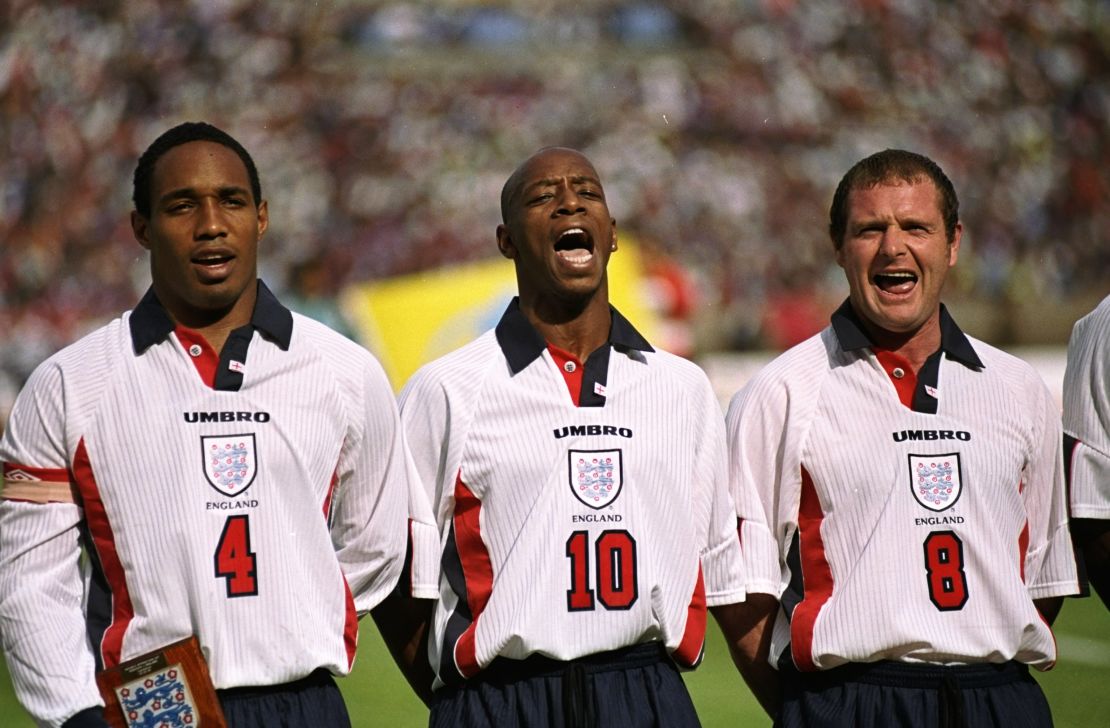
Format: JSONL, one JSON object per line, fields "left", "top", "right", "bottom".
{"left": 1020, "top": 377, "right": 1081, "bottom": 612}
{"left": 1072, "top": 518, "right": 1110, "bottom": 608}
{"left": 0, "top": 364, "right": 106, "bottom": 725}
{"left": 371, "top": 588, "right": 436, "bottom": 706}
{"left": 711, "top": 595, "right": 781, "bottom": 718}
{"left": 328, "top": 355, "right": 434, "bottom": 700}
{"left": 1062, "top": 306, "right": 1110, "bottom": 610}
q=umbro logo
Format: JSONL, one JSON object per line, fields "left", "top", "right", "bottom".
{"left": 892, "top": 429, "right": 970, "bottom": 442}
{"left": 184, "top": 411, "right": 271, "bottom": 423}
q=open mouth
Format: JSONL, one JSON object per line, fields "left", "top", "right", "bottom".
{"left": 873, "top": 271, "right": 917, "bottom": 294}
{"left": 191, "top": 249, "right": 236, "bottom": 281}
{"left": 555, "top": 228, "right": 594, "bottom": 264}
{"left": 192, "top": 251, "right": 234, "bottom": 267}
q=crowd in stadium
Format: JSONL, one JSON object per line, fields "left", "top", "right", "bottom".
{"left": 1, "top": 0, "right": 1106, "bottom": 411}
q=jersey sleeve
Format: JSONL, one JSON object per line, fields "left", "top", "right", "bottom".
{"left": 0, "top": 362, "right": 104, "bottom": 727}
{"left": 1022, "top": 373, "right": 1080, "bottom": 600}
{"left": 695, "top": 379, "right": 746, "bottom": 607}
{"left": 329, "top": 355, "right": 414, "bottom": 613}
{"left": 725, "top": 376, "right": 789, "bottom": 599}
{"left": 1062, "top": 302, "right": 1110, "bottom": 520}
{"left": 398, "top": 367, "right": 451, "bottom": 519}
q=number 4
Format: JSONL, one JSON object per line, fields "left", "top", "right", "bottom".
{"left": 215, "top": 515, "right": 258, "bottom": 597}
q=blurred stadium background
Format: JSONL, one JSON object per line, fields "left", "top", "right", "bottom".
{"left": 1, "top": 0, "right": 1108, "bottom": 726}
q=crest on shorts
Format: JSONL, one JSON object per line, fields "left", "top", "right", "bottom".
{"left": 908, "top": 453, "right": 962, "bottom": 511}
{"left": 202, "top": 434, "right": 257, "bottom": 497}
{"left": 115, "top": 664, "right": 196, "bottom": 728}
{"left": 569, "top": 449, "right": 623, "bottom": 509}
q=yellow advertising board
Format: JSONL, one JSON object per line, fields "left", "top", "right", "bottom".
{"left": 341, "top": 239, "right": 657, "bottom": 391}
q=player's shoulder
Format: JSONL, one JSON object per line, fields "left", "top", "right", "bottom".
{"left": 640, "top": 345, "right": 714, "bottom": 386}
{"left": 34, "top": 314, "right": 128, "bottom": 378}
{"left": 725, "top": 329, "right": 831, "bottom": 413}
{"left": 749, "top": 328, "right": 832, "bottom": 389}
{"left": 964, "top": 335, "right": 1050, "bottom": 394}
{"left": 1069, "top": 293, "right": 1110, "bottom": 345}
{"left": 288, "top": 312, "right": 396, "bottom": 399}
{"left": 405, "top": 329, "right": 499, "bottom": 391}
{"left": 290, "top": 311, "right": 373, "bottom": 359}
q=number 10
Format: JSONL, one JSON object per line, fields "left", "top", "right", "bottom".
{"left": 565, "top": 529, "right": 638, "bottom": 612}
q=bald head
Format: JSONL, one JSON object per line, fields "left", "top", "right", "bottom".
{"left": 500, "top": 147, "right": 600, "bottom": 224}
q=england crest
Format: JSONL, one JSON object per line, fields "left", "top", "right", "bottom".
{"left": 115, "top": 664, "right": 197, "bottom": 727}
{"left": 569, "top": 449, "right": 623, "bottom": 509}
{"left": 908, "top": 453, "right": 962, "bottom": 512}
{"left": 202, "top": 434, "right": 257, "bottom": 497}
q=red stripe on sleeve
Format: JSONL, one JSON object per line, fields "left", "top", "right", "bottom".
{"left": 790, "top": 467, "right": 834, "bottom": 672}
{"left": 452, "top": 475, "right": 493, "bottom": 678}
{"left": 672, "top": 566, "right": 707, "bottom": 668}
{"left": 72, "top": 438, "right": 134, "bottom": 669}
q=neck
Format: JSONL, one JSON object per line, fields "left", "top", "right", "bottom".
{"left": 519, "top": 293, "right": 611, "bottom": 361}
{"left": 861, "top": 315, "right": 942, "bottom": 373}
{"left": 159, "top": 284, "right": 258, "bottom": 354}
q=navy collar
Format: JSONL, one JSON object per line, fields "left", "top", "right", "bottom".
{"left": 494, "top": 297, "right": 654, "bottom": 375}
{"left": 830, "top": 298, "right": 983, "bottom": 370}
{"left": 129, "top": 280, "right": 293, "bottom": 355}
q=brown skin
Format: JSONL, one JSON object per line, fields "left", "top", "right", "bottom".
{"left": 1073, "top": 519, "right": 1110, "bottom": 610}
{"left": 497, "top": 147, "right": 618, "bottom": 361}
{"left": 711, "top": 595, "right": 781, "bottom": 719}
{"left": 836, "top": 179, "right": 960, "bottom": 373}
{"left": 131, "top": 140, "right": 268, "bottom": 352}
{"left": 371, "top": 592, "right": 436, "bottom": 706}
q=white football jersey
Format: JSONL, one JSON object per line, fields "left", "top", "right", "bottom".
{"left": 399, "top": 300, "right": 746, "bottom": 689}
{"left": 727, "top": 302, "right": 1078, "bottom": 673}
{"left": 1063, "top": 293, "right": 1110, "bottom": 521}
{"left": 0, "top": 284, "right": 437, "bottom": 727}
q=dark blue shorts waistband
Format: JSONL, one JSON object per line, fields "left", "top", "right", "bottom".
{"left": 216, "top": 667, "right": 337, "bottom": 700}
{"left": 477, "top": 642, "right": 668, "bottom": 684}
{"left": 793, "top": 660, "right": 1032, "bottom": 690}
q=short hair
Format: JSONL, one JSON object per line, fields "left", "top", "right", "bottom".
{"left": 828, "top": 149, "right": 959, "bottom": 249}
{"left": 132, "top": 122, "right": 261, "bottom": 218}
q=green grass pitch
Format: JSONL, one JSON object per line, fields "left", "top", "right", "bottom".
{"left": 2, "top": 596, "right": 1107, "bottom": 726}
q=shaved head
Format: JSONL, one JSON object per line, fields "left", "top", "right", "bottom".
{"left": 500, "top": 147, "right": 598, "bottom": 224}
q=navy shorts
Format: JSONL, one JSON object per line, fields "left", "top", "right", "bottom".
{"left": 429, "top": 642, "right": 701, "bottom": 728}
{"left": 216, "top": 669, "right": 351, "bottom": 728}
{"left": 776, "top": 659, "right": 1053, "bottom": 728}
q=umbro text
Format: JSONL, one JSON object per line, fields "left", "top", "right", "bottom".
{"left": 185, "top": 411, "right": 271, "bottom": 423}
{"left": 554, "top": 425, "right": 632, "bottom": 439}
{"left": 892, "top": 429, "right": 970, "bottom": 442}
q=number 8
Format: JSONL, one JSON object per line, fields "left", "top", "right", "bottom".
{"left": 923, "top": 530, "right": 968, "bottom": 611}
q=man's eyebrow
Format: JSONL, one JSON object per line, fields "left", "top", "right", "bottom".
{"left": 523, "top": 175, "right": 602, "bottom": 191}
{"left": 158, "top": 185, "right": 251, "bottom": 203}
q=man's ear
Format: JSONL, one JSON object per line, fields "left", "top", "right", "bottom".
{"left": 257, "top": 199, "right": 269, "bottom": 240}
{"left": 496, "top": 223, "right": 516, "bottom": 260}
{"left": 131, "top": 211, "right": 152, "bottom": 251}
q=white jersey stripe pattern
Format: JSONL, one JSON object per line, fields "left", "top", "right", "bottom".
{"left": 1063, "top": 294, "right": 1110, "bottom": 520}
{"left": 400, "top": 299, "right": 746, "bottom": 690}
{"left": 728, "top": 302, "right": 1078, "bottom": 672}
